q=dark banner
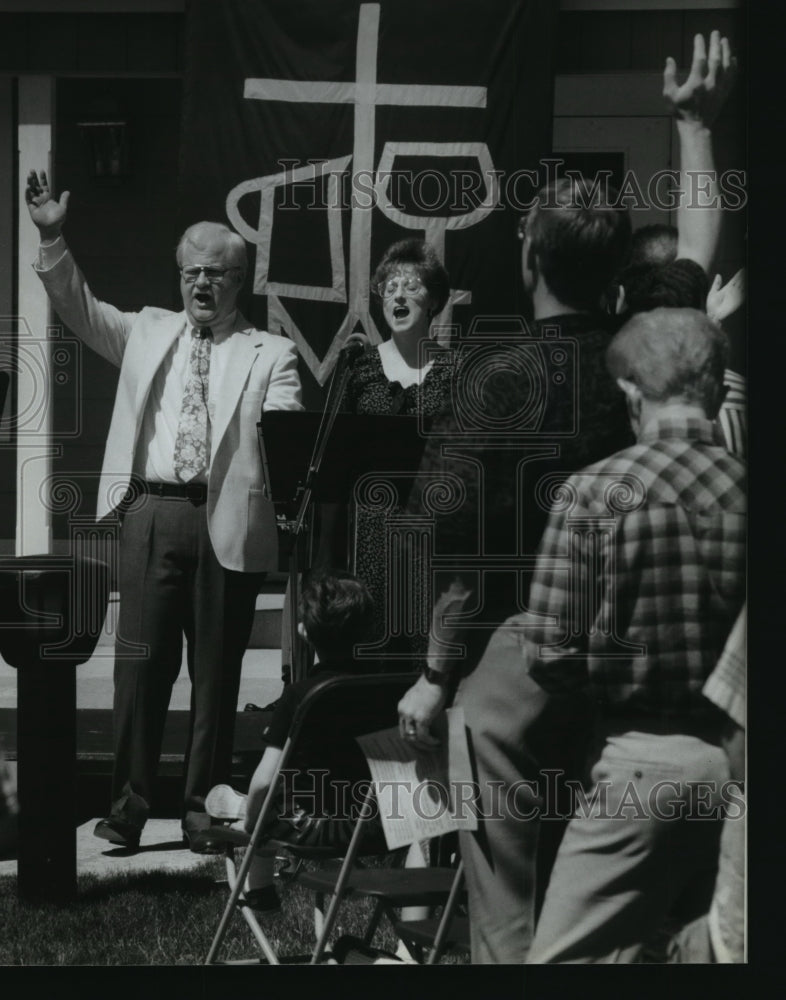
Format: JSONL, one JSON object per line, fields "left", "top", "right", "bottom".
{"left": 179, "top": 0, "right": 557, "bottom": 405}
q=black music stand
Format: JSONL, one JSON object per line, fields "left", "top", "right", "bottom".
{"left": 257, "top": 412, "right": 432, "bottom": 682}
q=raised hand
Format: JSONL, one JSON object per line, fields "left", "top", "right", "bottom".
{"left": 663, "top": 30, "right": 737, "bottom": 127}
{"left": 25, "top": 169, "right": 70, "bottom": 240}
{"left": 707, "top": 267, "right": 746, "bottom": 324}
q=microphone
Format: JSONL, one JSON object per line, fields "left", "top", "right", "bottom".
{"left": 339, "top": 333, "right": 369, "bottom": 364}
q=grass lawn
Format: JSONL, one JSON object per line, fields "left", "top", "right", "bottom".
{"left": 0, "top": 858, "right": 468, "bottom": 966}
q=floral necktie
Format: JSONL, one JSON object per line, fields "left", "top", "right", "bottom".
{"left": 173, "top": 326, "right": 212, "bottom": 482}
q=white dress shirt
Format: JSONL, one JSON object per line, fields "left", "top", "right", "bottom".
{"left": 39, "top": 236, "right": 236, "bottom": 484}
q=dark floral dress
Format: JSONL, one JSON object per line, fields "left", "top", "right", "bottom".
{"left": 340, "top": 345, "right": 456, "bottom": 666}
{"left": 342, "top": 344, "right": 455, "bottom": 418}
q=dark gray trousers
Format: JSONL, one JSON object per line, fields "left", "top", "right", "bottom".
{"left": 110, "top": 494, "right": 262, "bottom": 833}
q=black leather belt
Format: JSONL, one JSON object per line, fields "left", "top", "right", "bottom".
{"left": 136, "top": 480, "right": 208, "bottom": 502}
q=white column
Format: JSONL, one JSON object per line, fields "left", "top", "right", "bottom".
{"left": 16, "top": 76, "right": 54, "bottom": 556}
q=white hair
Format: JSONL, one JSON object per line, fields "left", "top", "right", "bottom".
{"left": 176, "top": 221, "right": 247, "bottom": 273}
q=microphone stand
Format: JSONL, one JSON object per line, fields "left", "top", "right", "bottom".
{"left": 283, "top": 341, "right": 365, "bottom": 683}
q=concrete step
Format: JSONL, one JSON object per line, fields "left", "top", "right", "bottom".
{"left": 0, "top": 706, "right": 272, "bottom": 777}
{"left": 249, "top": 592, "right": 285, "bottom": 648}
{"left": 0, "top": 581, "right": 287, "bottom": 715}
{"left": 0, "top": 818, "right": 226, "bottom": 878}
{"left": 97, "top": 586, "right": 286, "bottom": 651}
{"left": 0, "top": 646, "right": 284, "bottom": 713}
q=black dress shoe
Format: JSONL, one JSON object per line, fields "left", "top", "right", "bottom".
{"left": 183, "top": 829, "right": 225, "bottom": 855}
{"left": 94, "top": 816, "right": 142, "bottom": 849}
{"left": 242, "top": 885, "right": 281, "bottom": 913}
{"left": 244, "top": 698, "right": 280, "bottom": 713}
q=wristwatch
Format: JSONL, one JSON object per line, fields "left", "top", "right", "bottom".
{"left": 421, "top": 665, "right": 450, "bottom": 687}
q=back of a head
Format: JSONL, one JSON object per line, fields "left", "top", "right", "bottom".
{"left": 628, "top": 224, "right": 678, "bottom": 269}
{"left": 527, "top": 176, "right": 631, "bottom": 311}
{"left": 607, "top": 307, "right": 728, "bottom": 415}
{"left": 299, "top": 572, "right": 374, "bottom": 661}
{"left": 621, "top": 259, "right": 709, "bottom": 315}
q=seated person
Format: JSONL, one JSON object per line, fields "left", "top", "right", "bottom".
{"left": 203, "top": 570, "right": 378, "bottom": 912}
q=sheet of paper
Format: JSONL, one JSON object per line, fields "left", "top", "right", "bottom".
{"left": 356, "top": 706, "right": 477, "bottom": 850}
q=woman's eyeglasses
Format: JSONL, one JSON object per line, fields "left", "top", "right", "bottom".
{"left": 377, "top": 275, "right": 425, "bottom": 298}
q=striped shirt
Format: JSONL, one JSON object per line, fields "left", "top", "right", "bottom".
{"left": 526, "top": 416, "right": 746, "bottom": 717}
{"left": 716, "top": 368, "right": 747, "bottom": 460}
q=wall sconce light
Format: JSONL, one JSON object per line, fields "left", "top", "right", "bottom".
{"left": 77, "top": 97, "right": 130, "bottom": 182}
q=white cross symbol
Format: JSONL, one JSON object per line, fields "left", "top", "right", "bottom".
{"left": 228, "top": 3, "right": 492, "bottom": 383}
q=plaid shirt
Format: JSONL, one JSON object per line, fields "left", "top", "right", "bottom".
{"left": 526, "top": 416, "right": 746, "bottom": 716}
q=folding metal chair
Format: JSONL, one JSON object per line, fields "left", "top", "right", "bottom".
{"left": 392, "top": 859, "right": 470, "bottom": 964}
{"left": 303, "top": 853, "right": 468, "bottom": 964}
{"left": 296, "top": 831, "right": 466, "bottom": 964}
{"left": 205, "top": 672, "right": 465, "bottom": 965}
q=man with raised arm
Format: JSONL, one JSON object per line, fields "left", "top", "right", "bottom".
{"left": 26, "top": 172, "right": 302, "bottom": 852}
{"left": 614, "top": 31, "right": 744, "bottom": 456}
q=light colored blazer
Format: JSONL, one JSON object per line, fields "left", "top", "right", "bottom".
{"left": 34, "top": 245, "right": 303, "bottom": 573}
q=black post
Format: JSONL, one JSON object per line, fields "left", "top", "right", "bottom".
{"left": 0, "top": 555, "right": 109, "bottom": 904}
{"left": 16, "top": 660, "right": 78, "bottom": 902}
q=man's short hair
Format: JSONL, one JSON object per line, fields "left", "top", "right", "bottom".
{"left": 299, "top": 571, "right": 374, "bottom": 659}
{"left": 525, "top": 176, "right": 631, "bottom": 311}
{"left": 372, "top": 238, "right": 450, "bottom": 316}
{"left": 607, "top": 307, "right": 729, "bottom": 413}
{"left": 176, "top": 221, "right": 247, "bottom": 272}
